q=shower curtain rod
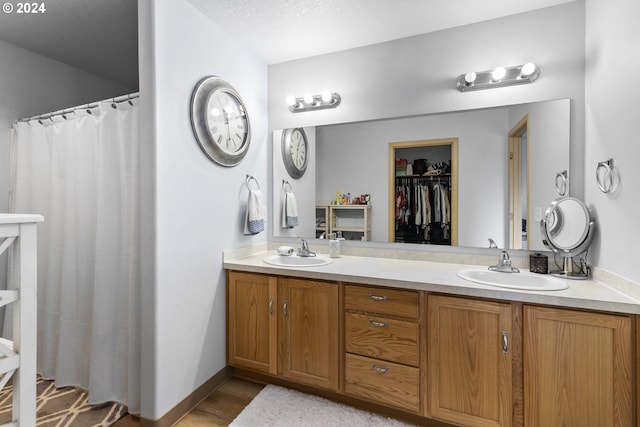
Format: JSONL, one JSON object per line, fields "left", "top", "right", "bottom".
{"left": 16, "top": 92, "right": 139, "bottom": 124}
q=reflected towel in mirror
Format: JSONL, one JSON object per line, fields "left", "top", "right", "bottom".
{"left": 282, "top": 190, "right": 299, "bottom": 228}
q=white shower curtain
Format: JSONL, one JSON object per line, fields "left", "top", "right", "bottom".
{"left": 9, "top": 98, "right": 141, "bottom": 414}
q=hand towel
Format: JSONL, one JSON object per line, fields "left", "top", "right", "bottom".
{"left": 281, "top": 190, "right": 299, "bottom": 228}
{"left": 277, "top": 246, "right": 295, "bottom": 256}
{"left": 244, "top": 188, "right": 266, "bottom": 235}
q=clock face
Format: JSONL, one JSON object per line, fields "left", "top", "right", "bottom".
{"left": 205, "top": 90, "right": 249, "bottom": 155}
{"left": 290, "top": 129, "right": 307, "bottom": 169}
{"left": 282, "top": 127, "right": 308, "bottom": 179}
{"left": 190, "top": 76, "right": 251, "bottom": 166}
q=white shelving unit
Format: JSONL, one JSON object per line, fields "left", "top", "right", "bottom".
{"left": 328, "top": 205, "right": 371, "bottom": 241}
{"left": 315, "top": 204, "right": 330, "bottom": 238}
{"left": 0, "top": 214, "right": 43, "bottom": 427}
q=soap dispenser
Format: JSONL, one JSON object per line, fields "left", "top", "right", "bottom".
{"left": 329, "top": 233, "right": 341, "bottom": 258}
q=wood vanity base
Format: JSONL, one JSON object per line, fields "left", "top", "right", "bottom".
{"left": 227, "top": 270, "right": 636, "bottom": 427}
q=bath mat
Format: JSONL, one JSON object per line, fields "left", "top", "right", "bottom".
{"left": 229, "top": 384, "right": 416, "bottom": 427}
{"left": 0, "top": 376, "right": 127, "bottom": 426}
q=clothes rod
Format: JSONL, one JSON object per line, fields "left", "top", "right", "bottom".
{"left": 17, "top": 92, "right": 139, "bottom": 123}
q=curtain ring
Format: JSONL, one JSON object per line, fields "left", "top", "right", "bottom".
{"left": 596, "top": 158, "right": 614, "bottom": 193}
{"left": 555, "top": 170, "right": 568, "bottom": 196}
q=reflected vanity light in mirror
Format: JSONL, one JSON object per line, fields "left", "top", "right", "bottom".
{"left": 457, "top": 63, "right": 540, "bottom": 92}
{"left": 287, "top": 92, "right": 342, "bottom": 113}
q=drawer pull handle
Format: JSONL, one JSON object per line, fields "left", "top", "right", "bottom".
{"left": 283, "top": 300, "right": 289, "bottom": 318}
{"left": 368, "top": 319, "right": 388, "bottom": 328}
{"left": 502, "top": 331, "right": 509, "bottom": 354}
{"left": 370, "top": 363, "right": 389, "bottom": 374}
{"left": 269, "top": 299, "right": 274, "bottom": 316}
{"left": 368, "top": 294, "right": 388, "bottom": 302}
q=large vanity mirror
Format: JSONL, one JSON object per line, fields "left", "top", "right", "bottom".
{"left": 273, "top": 98, "right": 571, "bottom": 252}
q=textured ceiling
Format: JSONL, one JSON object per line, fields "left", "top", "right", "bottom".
{"left": 0, "top": 0, "right": 577, "bottom": 89}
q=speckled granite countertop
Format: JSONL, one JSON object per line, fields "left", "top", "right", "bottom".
{"left": 224, "top": 250, "right": 640, "bottom": 315}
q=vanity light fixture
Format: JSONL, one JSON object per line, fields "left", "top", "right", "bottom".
{"left": 287, "top": 92, "right": 342, "bottom": 113}
{"left": 456, "top": 63, "right": 540, "bottom": 92}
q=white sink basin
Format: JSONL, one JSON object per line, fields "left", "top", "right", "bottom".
{"left": 263, "top": 254, "right": 333, "bottom": 268}
{"left": 457, "top": 268, "right": 568, "bottom": 291}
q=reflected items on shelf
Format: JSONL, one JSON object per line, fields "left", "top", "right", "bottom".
{"left": 395, "top": 175, "right": 451, "bottom": 245}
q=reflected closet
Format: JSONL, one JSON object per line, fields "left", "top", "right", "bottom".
{"left": 389, "top": 138, "right": 458, "bottom": 245}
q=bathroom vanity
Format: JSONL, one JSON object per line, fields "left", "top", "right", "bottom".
{"left": 225, "top": 251, "right": 638, "bottom": 427}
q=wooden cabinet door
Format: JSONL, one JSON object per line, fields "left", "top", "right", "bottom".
{"left": 280, "top": 278, "right": 339, "bottom": 391}
{"left": 524, "top": 306, "right": 633, "bottom": 427}
{"left": 227, "top": 271, "right": 278, "bottom": 375}
{"left": 428, "top": 295, "right": 513, "bottom": 427}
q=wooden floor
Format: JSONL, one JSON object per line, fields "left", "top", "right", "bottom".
{"left": 112, "top": 377, "right": 264, "bottom": 427}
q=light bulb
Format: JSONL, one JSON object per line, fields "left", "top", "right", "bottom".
{"left": 492, "top": 66, "right": 506, "bottom": 81}
{"left": 303, "top": 94, "right": 314, "bottom": 105}
{"left": 521, "top": 62, "right": 537, "bottom": 77}
{"left": 321, "top": 92, "right": 332, "bottom": 103}
{"left": 464, "top": 72, "right": 476, "bottom": 85}
{"left": 286, "top": 96, "right": 297, "bottom": 106}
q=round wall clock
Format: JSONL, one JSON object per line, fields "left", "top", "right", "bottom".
{"left": 281, "top": 127, "right": 309, "bottom": 179}
{"left": 190, "top": 76, "right": 251, "bottom": 166}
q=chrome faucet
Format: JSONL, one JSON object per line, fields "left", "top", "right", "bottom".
{"left": 489, "top": 249, "right": 520, "bottom": 273}
{"left": 297, "top": 238, "right": 316, "bottom": 257}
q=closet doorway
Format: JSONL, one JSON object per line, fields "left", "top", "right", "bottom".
{"left": 508, "top": 114, "right": 529, "bottom": 250}
{"left": 389, "top": 138, "right": 458, "bottom": 245}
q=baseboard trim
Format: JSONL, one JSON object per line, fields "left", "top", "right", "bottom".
{"left": 139, "top": 366, "right": 232, "bottom": 427}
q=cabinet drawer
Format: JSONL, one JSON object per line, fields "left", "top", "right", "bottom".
{"left": 345, "top": 312, "right": 419, "bottom": 366}
{"left": 345, "top": 353, "right": 420, "bottom": 413}
{"left": 345, "top": 285, "right": 419, "bottom": 319}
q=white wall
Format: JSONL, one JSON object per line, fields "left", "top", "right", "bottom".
{"left": 585, "top": 0, "right": 640, "bottom": 284}
{"left": 139, "top": 0, "right": 268, "bottom": 420}
{"left": 0, "top": 39, "right": 132, "bottom": 294}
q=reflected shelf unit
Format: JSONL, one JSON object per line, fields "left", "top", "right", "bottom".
{"left": 315, "top": 204, "right": 330, "bottom": 238}
{"left": 329, "top": 205, "right": 371, "bottom": 241}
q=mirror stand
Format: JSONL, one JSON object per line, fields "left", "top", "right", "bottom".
{"left": 550, "top": 255, "right": 591, "bottom": 280}
{"left": 541, "top": 197, "right": 596, "bottom": 280}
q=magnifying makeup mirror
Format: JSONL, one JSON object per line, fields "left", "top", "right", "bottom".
{"left": 540, "top": 197, "right": 596, "bottom": 279}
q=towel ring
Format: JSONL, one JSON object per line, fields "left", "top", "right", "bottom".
{"left": 246, "top": 174, "right": 260, "bottom": 191}
{"left": 555, "top": 170, "right": 568, "bottom": 196}
{"left": 596, "top": 158, "right": 614, "bottom": 193}
{"left": 282, "top": 179, "right": 293, "bottom": 192}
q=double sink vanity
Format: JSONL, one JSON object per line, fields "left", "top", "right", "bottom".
{"left": 225, "top": 247, "right": 639, "bottom": 427}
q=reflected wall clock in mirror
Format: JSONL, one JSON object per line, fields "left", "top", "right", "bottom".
{"left": 190, "top": 76, "right": 251, "bottom": 166}
{"left": 281, "top": 127, "right": 308, "bottom": 179}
